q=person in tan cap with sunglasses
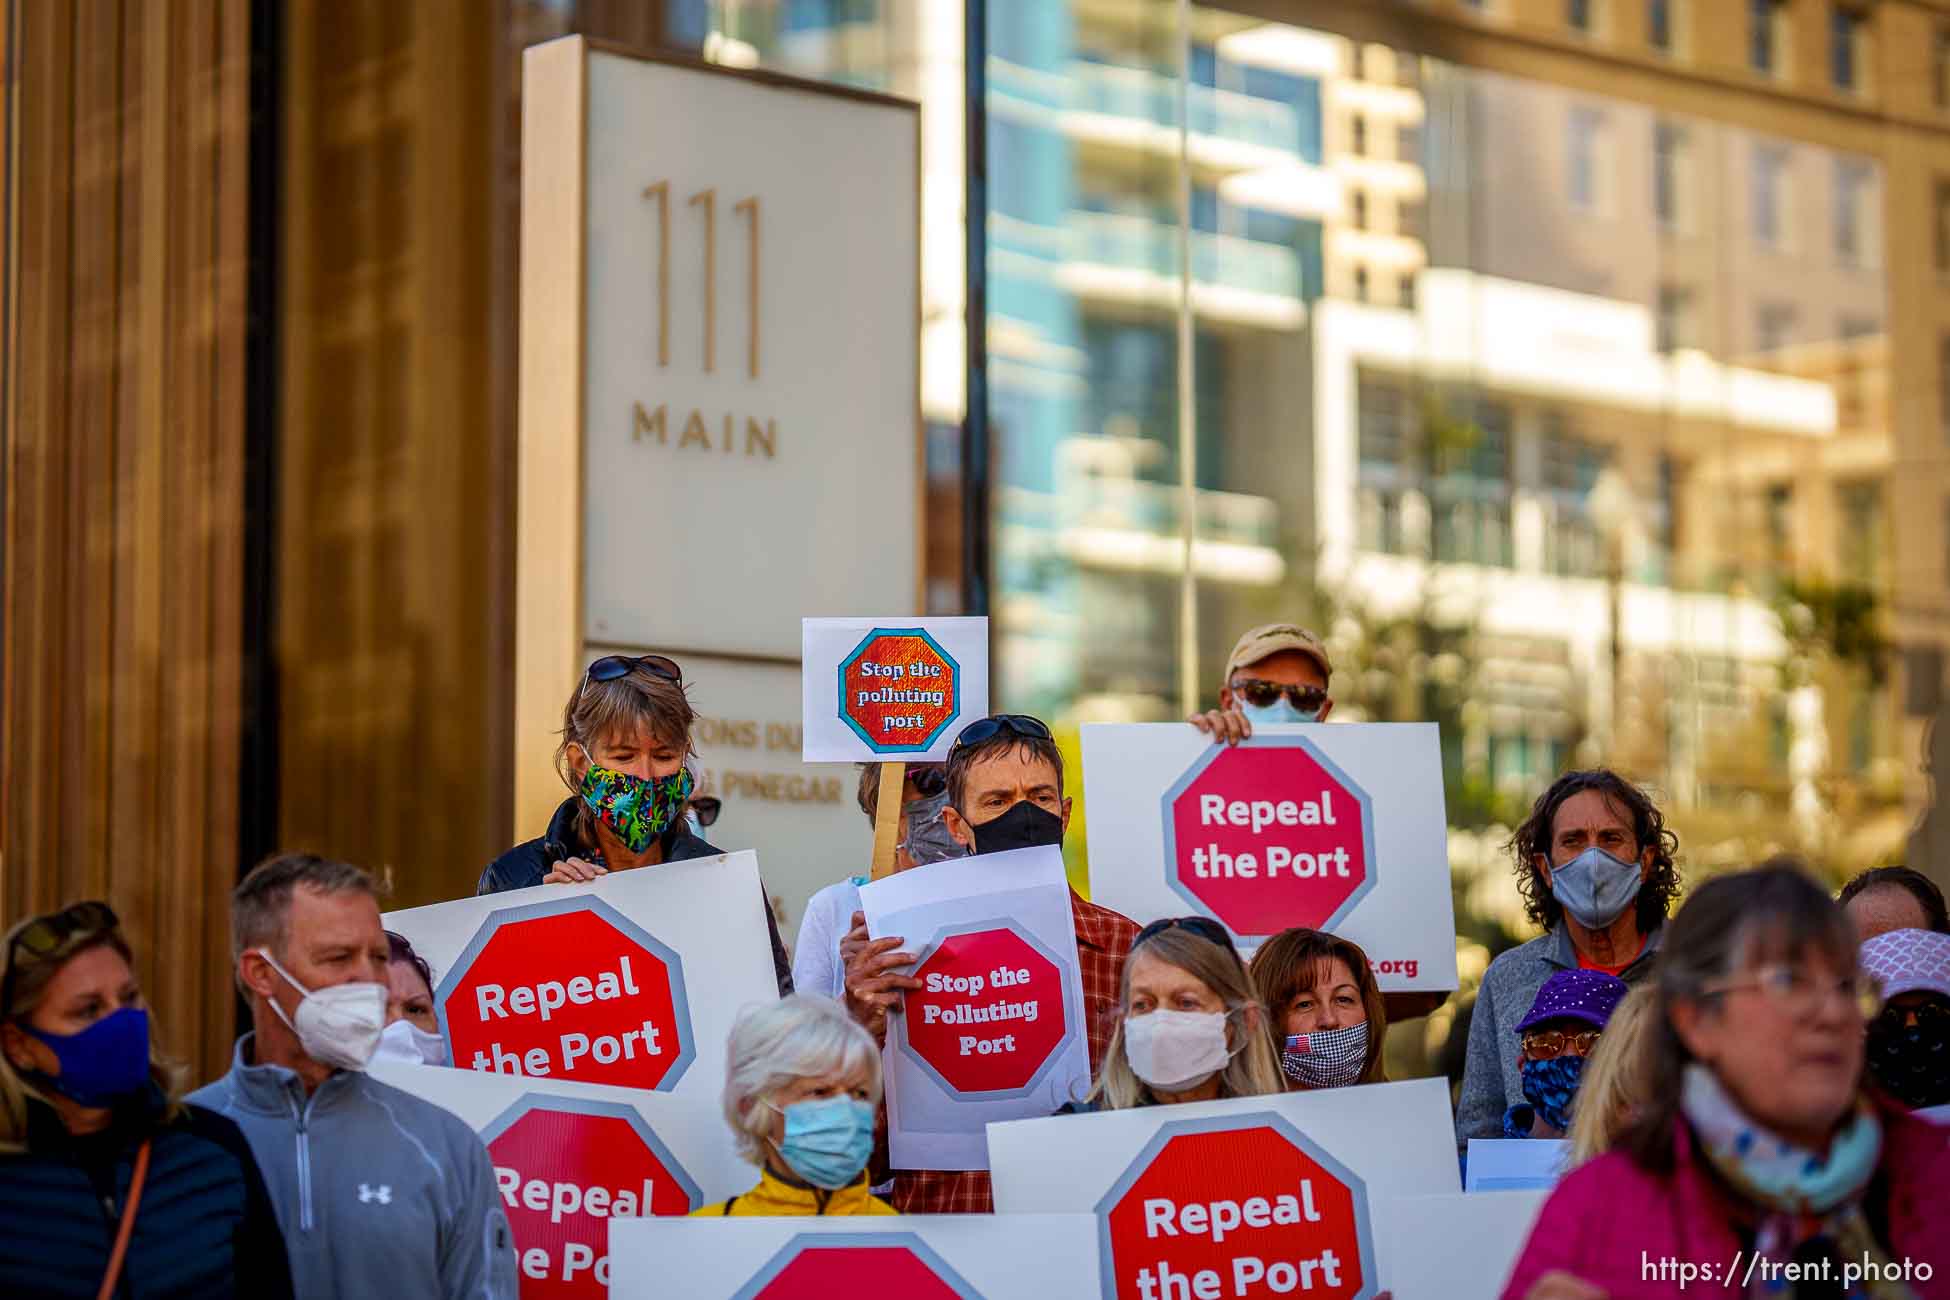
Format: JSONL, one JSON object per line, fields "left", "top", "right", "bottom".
{"left": 1189, "top": 622, "right": 1334, "bottom": 746}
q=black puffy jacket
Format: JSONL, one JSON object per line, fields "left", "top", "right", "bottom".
{"left": 0, "top": 1086, "right": 293, "bottom": 1299}
{"left": 477, "top": 796, "right": 793, "bottom": 994}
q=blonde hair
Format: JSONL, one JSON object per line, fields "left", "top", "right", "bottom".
{"left": 0, "top": 919, "right": 184, "bottom": 1153}
{"left": 1090, "top": 927, "right": 1286, "bottom": 1110}
{"left": 1566, "top": 983, "right": 1657, "bottom": 1166}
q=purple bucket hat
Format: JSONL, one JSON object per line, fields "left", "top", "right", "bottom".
{"left": 1860, "top": 928, "right": 1950, "bottom": 1001}
{"left": 1516, "top": 968, "right": 1631, "bottom": 1034}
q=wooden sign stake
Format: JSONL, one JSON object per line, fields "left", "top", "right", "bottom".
{"left": 870, "top": 760, "right": 907, "bottom": 880}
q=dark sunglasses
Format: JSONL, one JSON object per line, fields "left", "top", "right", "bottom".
{"left": 1230, "top": 679, "right": 1328, "bottom": 713}
{"left": 1134, "top": 915, "right": 1239, "bottom": 956}
{"left": 687, "top": 795, "right": 722, "bottom": 828}
{"left": 908, "top": 766, "right": 947, "bottom": 797}
{"left": 583, "top": 654, "right": 682, "bottom": 691}
{"left": 3, "top": 900, "right": 119, "bottom": 1016}
{"left": 950, "top": 714, "right": 1053, "bottom": 753}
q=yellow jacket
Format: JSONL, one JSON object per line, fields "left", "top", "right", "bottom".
{"left": 691, "top": 1167, "right": 896, "bottom": 1217}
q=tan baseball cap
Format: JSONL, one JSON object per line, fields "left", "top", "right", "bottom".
{"left": 1222, "top": 622, "right": 1332, "bottom": 688}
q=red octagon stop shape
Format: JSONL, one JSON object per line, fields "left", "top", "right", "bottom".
{"left": 736, "top": 1234, "right": 980, "bottom": 1300}
{"left": 838, "top": 628, "right": 961, "bottom": 754}
{"left": 1097, "top": 1114, "right": 1375, "bottom": 1300}
{"left": 435, "top": 896, "right": 694, "bottom": 1091}
{"left": 1162, "top": 735, "right": 1375, "bottom": 942}
{"left": 482, "top": 1096, "right": 700, "bottom": 1300}
{"left": 900, "top": 924, "right": 1073, "bottom": 1097}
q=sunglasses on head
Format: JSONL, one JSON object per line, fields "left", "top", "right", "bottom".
{"left": 3, "top": 900, "right": 119, "bottom": 1017}
{"left": 1230, "top": 679, "right": 1328, "bottom": 713}
{"left": 1134, "top": 915, "right": 1239, "bottom": 956}
{"left": 950, "top": 714, "right": 1053, "bottom": 753}
{"left": 582, "top": 654, "right": 682, "bottom": 693}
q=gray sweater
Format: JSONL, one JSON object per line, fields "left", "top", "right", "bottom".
{"left": 1454, "top": 923, "right": 1663, "bottom": 1146}
{"left": 190, "top": 1037, "right": 517, "bottom": 1300}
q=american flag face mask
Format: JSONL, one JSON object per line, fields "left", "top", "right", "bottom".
{"left": 1282, "top": 1021, "right": 1369, "bottom": 1089}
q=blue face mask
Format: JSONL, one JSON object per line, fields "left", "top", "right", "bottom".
{"left": 1519, "top": 1053, "right": 1587, "bottom": 1134}
{"left": 1238, "top": 698, "right": 1319, "bottom": 726}
{"left": 24, "top": 1006, "right": 153, "bottom": 1109}
{"left": 770, "top": 1095, "right": 876, "bottom": 1190}
{"left": 1548, "top": 845, "right": 1642, "bottom": 930}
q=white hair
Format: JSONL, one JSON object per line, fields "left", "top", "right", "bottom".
{"left": 722, "top": 996, "right": 882, "bottom": 1165}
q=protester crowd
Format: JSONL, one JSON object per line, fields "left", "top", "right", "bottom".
{"left": 3, "top": 622, "right": 1947, "bottom": 1298}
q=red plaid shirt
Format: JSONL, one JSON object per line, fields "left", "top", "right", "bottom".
{"left": 891, "top": 888, "right": 1139, "bottom": 1215}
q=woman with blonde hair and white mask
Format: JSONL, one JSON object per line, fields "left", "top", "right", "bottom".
{"left": 699, "top": 995, "right": 894, "bottom": 1216}
{"left": 1069, "top": 917, "right": 1284, "bottom": 1112}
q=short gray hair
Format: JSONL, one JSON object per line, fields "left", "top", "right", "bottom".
{"left": 721, "top": 996, "right": 881, "bottom": 1165}
{"left": 232, "top": 852, "right": 383, "bottom": 959}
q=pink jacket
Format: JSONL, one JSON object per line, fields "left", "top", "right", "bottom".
{"left": 1502, "top": 1107, "right": 1950, "bottom": 1299}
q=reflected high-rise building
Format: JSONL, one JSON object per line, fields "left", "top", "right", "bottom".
{"left": 726, "top": 0, "right": 1943, "bottom": 866}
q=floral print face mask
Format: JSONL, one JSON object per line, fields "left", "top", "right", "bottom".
{"left": 579, "top": 762, "right": 695, "bottom": 854}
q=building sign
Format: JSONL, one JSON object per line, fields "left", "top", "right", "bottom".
{"left": 514, "top": 36, "right": 920, "bottom": 855}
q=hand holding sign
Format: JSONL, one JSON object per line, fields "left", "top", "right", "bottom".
{"left": 842, "top": 909, "right": 921, "bottom": 1044}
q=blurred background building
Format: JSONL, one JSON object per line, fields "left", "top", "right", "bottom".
{"left": 7, "top": 0, "right": 1949, "bottom": 1078}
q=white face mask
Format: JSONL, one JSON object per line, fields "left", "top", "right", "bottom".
{"left": 1123, "top": 1009, "right": 1233, "bottom": 1092}
{"left": 256, "top": 949, "right": 387, "bottom": 1072}
{"left": 371, "top": 1018, "right": 448, "bottom": 1068}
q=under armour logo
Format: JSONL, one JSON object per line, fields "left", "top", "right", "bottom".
{"left": 359, "top": 1184, "right": 392, "bottom": 1205}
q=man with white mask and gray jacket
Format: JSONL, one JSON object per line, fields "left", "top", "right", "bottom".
{"left": 191, "top": 853, "right": 517, "bottom": 1299}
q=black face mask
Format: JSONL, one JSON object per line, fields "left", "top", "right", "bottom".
{"left": 969, "top": 800, "right": 1064, "bottom": 855}
{"left": 1867, "top": 1013, "right": 1950, "bottom": 1110}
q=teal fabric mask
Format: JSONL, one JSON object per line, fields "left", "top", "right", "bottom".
{"left": 579, "top": 763, "right": 694, "bottom": 854}
{"left": 1239, "top": 697, "right": 1319, "bottom": 726}
{"left": 770, "top": 1096, "right": 876, "bottom": 1190}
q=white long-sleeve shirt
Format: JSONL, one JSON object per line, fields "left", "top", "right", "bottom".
{"left": 791, "top": 876, "right": 868, "bottom": 1001}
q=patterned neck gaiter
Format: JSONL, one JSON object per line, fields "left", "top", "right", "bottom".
{"left": 1518, "top": 1053, "right": 1587, "bottom": 1134}
{"left": 579, "top": 763, "right": 695, "bottom": 855}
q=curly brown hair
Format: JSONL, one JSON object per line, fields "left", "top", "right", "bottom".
{"left": 1508, "top": 769, "right": 1680, "bottom": 934}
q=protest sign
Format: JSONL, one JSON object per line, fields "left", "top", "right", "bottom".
{"left": 989, "top": 1078, "right": 1460, "bottom": 1300}
{"left": 383, "top": 852, "right": 777, "bottom": 1099}
{"left": 1373, "top": 1191, "right": 1547, "bottom": 1299}
{"left": 608, "top": 1215, "right": 1101, "bottom": 1299}
{"left": 1080, "top": 723, "right": 1457, "bottom": 990}
{"left": 859, "top": 844, "right": 1089, "bottom": 1169}
{"left": 801, "top": 617, "right": 989, "bottom": 762}
{"left": 1464, "top": 1139, "right": 1569, "bottom": 1192}
{"left": 371, "top": 1062, "right": 750, "bottom": 1300}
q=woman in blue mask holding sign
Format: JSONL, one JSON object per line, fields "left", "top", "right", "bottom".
{"left": 1456, "top": 769, "right": 1681, "bottom": 1144}
{"left": 0, "top": 902, "right": 293, "bottom": 1298}
{"left": 477, "top": 653, "right": 793, "bottom": 994}
{"left": 701, "top": 996, "right": 893, "bottom": 1216}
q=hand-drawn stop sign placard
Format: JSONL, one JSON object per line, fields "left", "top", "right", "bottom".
{"left": 482, "top": 1095, "right": 700, "bottom": 1300}
{"left": 900, "top": 921, "right": 1074, "bottom": 1098}
{"left": 1162, "top": 734, "right": 1375, "bottom": 942}
{"left": 732, "top": 1232, "right": 982, "bottom": 1300}
{"left": 435, "top": 896, "right": 695, "bottom": 1091}
{"left": 838, "top": 627, "right": 961, "bottom": 754}
{"left": 1096, "top": 1113, "right": 1376, "bottom": 1300}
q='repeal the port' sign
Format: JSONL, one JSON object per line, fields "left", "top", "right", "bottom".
{"left": 801, "top": 617, "right": 989, "bottom": 763}
{"left": 1079, "top": 724, "right": 1458, "bottom": 992}
{"left": 988, "top": 1079, "right": 1466, "bottom": 1300}
{"left": 382, "top": 850, "right": 780, "bottom": 1105}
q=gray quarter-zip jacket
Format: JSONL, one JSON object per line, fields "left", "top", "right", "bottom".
{"left": 1454, "top": 922, "right": 1663, "bottom": 1146}
{"left": 189, "top": 1036, "right": 517, "bottom": 1300}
